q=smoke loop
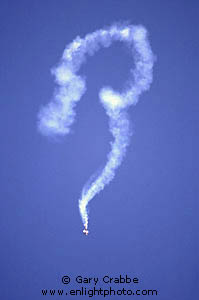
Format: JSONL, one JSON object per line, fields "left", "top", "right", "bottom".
{"left": 38, "top": 23, "right": 155, "bottom": 232}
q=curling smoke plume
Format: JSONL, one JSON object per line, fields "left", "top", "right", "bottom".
{"left": 38, "top": 24, "right": 155, "bottom": 232}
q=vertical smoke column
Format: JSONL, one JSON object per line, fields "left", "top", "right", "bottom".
{"left": 37, "top": 24, "right": 155, "bottom": 233}
{"left": 79, "top": 109, "right": 131, "bottom": 231}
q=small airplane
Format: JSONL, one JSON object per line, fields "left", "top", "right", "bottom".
{"left": 83, "top": 224, "right": 89, "bottom": 235}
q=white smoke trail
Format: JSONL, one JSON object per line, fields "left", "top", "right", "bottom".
{"left": 38, "top": 23, "right": 155, "bottom": 232}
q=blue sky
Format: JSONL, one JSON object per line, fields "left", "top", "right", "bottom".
{"left": 0, "top": 1, "right": 197, "bottom": 299}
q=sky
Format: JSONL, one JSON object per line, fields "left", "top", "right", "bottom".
{"left": 0, "top": 0, "right": 198, "bottom": 299}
